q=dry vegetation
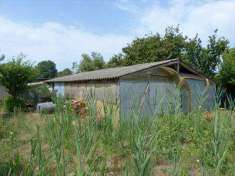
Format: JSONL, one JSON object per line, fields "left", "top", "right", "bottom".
{"left": 0, "top": 98, "right": 235, "bottom": 176}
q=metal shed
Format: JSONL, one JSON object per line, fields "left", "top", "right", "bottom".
{"left": 46, "top": 59, "right": 216, "bottom": 117}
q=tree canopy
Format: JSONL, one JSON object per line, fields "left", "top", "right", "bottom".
{"left": 57, "top": 68, "right": 72, "bottom": 77}
{"left": 0, "top": 57, "right": 36, "bottom": 97}
{"left": 183, "top": 30, "right": 228, "bottom": 77}
{"left": 216, "top": 48, "right": 235, "bottom": 99}
{"left": 36, "top": 60, "right": 57, "bottom": 79}
{"left": 78, "top": 52, "right": 105, "bottom": 72}
{"left": 108, "top": 27, "right": 228, "bottom": 78}
{"left": 0, "top": 56, "right": 36, "bottom": 111}
{"left": 107, "top": 54, "right": 124, "bottom": 68}
{"left": 122, "top": 27, "right": 187, "bottom": 65}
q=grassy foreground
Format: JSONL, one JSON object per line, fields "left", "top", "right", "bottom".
{"left": 0, "top": 101, "right": 235, "bottom": 176}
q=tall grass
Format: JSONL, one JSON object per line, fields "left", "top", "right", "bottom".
{"left": 0, "top": 92, "right": 234, "bottom": 175}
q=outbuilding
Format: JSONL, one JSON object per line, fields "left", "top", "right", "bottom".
{"left": 46, "top": 59, "right": 216, "bottom": 117}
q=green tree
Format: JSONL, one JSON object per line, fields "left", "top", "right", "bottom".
{"left": 203, "top": 30, "right": 228, "bottom": 77}
{"left": 181, "top": 35, "right": 203, "bottom": 66}
{"left": 0, "top": 56, "right": 36, "bottom": 111}
{"left": 160, "top": 26, "right": 187, "bottom": 59}
{"left": 78, "top": 52, "right": 105, "bottom": 72}
{"left": 216, "top": 48, "right": 235, "bottom": 100}
{"left": 183, "top": 30, "right": 228, "bottom": 77}
{"left": 107, "top": 54, "right": 124, "bottom": 68}
{"left": 79, "top": 54, "right": 95, "bottom": 72}
{"left": 122, "top": 26, "right": 186, "bottom": 65}
{"left": 57, "top": 68, "right": 72, "bottom": 77}
{"left": 36, "top": 60, "right": 57, "bottom": 79}
{"left": 122, "top": 33, "right": 162, "bottom": 65}
{"left": 115, "top": 26, "right": 228, "bottom": 77}
{"left": 92, "top": 52, "right": 105, "bottom": 70}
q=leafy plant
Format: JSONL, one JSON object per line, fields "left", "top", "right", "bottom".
{"left": 4, "top": 96, "right": 26, "bottom": 112}
{"left": 0, "top": 55, "right": 36, "bottom": 112}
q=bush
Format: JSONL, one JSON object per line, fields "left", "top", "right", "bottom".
{"left": 4, "top": 96, "right": 25, "bottom": 113}
{"left": 0, "top": 56, "right": 36, "bottom": 112}
{"left": 23, "top": 85, "right": 53, "bottom": 110}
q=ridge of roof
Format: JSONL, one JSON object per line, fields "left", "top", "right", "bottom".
{"left": 46, "top": 59, "right": 179, "bottom": 83}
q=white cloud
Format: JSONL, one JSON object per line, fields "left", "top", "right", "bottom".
{"left": 1, "top": 0, "right": 234, "bottom": 70}
{"left": 114, "top": 0, "right": 142, "bottom": 14}
{"left": 0, "top": 17, "right": 131, "bottom": 70}
{"left": 138, "top": 0, "right": 235, "bottom": 45}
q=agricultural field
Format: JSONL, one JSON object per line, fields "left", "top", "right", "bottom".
{"left": 0, "top": 99, "right": 235, "bottom": 176}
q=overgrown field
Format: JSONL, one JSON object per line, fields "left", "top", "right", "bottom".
{"left": 0, "top": 99, "right": 235, "bottom": 176}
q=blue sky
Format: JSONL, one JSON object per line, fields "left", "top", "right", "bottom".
{"left": 0, "top": 0, "right": 136, "bottom": 34}
{"left": 0, "top": 0, "right": 234, "bottom": 70}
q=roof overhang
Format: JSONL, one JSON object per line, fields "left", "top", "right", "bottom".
{"left": 45, "top": 58, "right": 214, "bottom": 83}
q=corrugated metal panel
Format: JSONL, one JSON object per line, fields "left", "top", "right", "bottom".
{"left": 187, "top": 79, "right": 205, "bottom": 110}
{"left": 204, "top": 83, "right": 216, "bottom": 110}
{"left": 120, "top": 80, "right": 148, "bottom": 118}
{"left": 119, "top": 79, "right": 180, "bottom": 118}
{"left": 149, "top": 80, "right": 181, "bottom": 114}
{"left": 46, "top": 59, "right": 179, "bottom": 83}
{"left": 186, "top": 79, "right": 216, "bottom": 111}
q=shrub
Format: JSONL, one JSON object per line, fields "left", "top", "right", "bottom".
{"left": 0, "top": 56, "right": 36, "bottom": 112}
{"left": 4, "top": 96, "right": 25, "bottom": 113}
{"left": 23, "top": 84, "right": 53, "bottom": 110}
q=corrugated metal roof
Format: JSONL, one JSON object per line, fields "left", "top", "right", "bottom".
{"left": 46, "top": 59, "right": 179, "bottom": 83}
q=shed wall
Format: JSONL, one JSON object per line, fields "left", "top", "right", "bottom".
{"left": 205, "top": 83, "right": 216, "bottom": 110}
{"left": 119, "top": 77, "right": 180, "bottom": 118}
{"left": 52, "top": 64, "right": 216, "bottom": 117}
{"left": 63, "top": 80, "right": 118, "bottom": 103}
{"left": 186, "top": 79, "right": 216, "bottom": 111}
